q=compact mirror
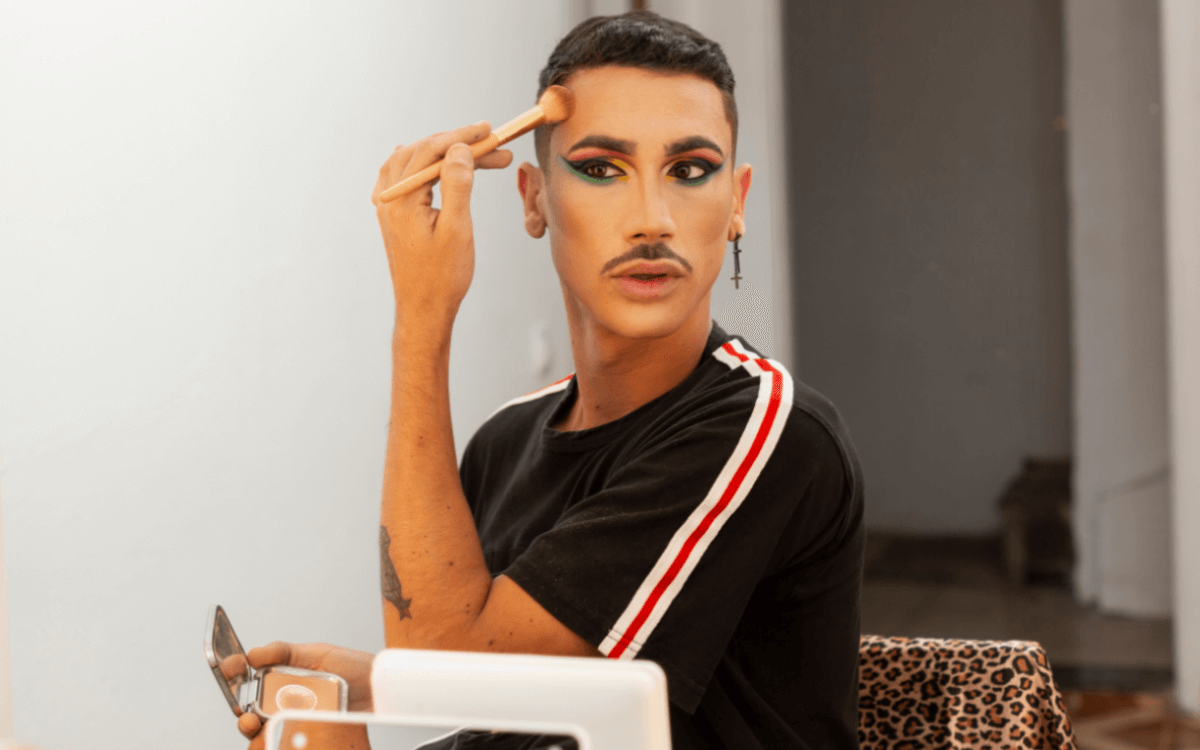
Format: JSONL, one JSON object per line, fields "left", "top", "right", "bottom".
{"left": 265, "top": 711, "right": 583, "bottom": 750}
{"left": 205, "top": 604, "right": 349, "bottom": 720}
{"left": 206, "top": 604, "right": 252, "bottom": 715}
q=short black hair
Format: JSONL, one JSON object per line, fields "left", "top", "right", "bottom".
{"left": 533, "top": 10, "right": 737, "bottom": 168}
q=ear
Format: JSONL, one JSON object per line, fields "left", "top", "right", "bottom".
{"left": 728, "top": 164, "right": 753, "bottom": 241}
{"left": 517, "top": 161, "right": 548, "bottom": 239}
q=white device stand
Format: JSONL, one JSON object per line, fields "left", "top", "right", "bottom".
{"left": 265, "top": 648, "right": 673, "bottom": 750}
{"left": 373, "top": 649, "right": 672, "bottom": 750}
{"left": 263, "top": 709, "right": 587, "bottom": 749}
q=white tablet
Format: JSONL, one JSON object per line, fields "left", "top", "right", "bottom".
{"left": 370, "top": 648, "right": 672, "bottom": 750}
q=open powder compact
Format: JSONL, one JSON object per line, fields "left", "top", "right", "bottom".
{"left": 205, "top": 604, "right": 349, "bottom": 720}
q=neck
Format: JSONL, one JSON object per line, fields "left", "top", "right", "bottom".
{"left": 555, "top": 298, "right": 714, "bottom": 432}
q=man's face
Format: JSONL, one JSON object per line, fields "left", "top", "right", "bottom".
{"left": 519, "top": 66, "right": 750, "bottom": 341}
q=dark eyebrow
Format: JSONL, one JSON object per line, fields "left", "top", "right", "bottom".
{"left": 565, "top": 134, "right": 725, "bottom": 159}
{"left": 566, "top": 134, "right": 636, "bottom": 155}
{"left": 665, "top": 136, "right": 724, "bottom": 159}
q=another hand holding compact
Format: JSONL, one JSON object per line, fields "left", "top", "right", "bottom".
{"left": 205, "top": 606, "right": 374, "bottom": 746}
{"left": 234, "top": 641, "right": 376, "bottom": 743}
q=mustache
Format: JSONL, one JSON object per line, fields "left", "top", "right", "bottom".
{"left": 600, "top": 242, "right": 693, "bottom": 276}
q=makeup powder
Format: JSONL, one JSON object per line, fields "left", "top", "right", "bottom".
{"left": 261, "top": 672, "right": 340, "bottom": 714}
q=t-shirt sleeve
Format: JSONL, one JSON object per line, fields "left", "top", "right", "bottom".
{"left": 502, "top": 383, "right": 854, "bottom": 713}
{"left": 458, "top": 433, "right": 479, "bottom": 512}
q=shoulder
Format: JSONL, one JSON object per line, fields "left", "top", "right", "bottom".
{"left": 786, "top": 380, "right": 863, "bottom": 497}
{"left": 486, "top": 373, "right": 575, "bottom": 421}
{"left": 465, "top": 373, "right": 572, "bottom": 448}
{"left": 698, "top": 335, "right": 863, "bottom": 565}
{"left": 697, "top": 334, "right": 860, "bottom": 486}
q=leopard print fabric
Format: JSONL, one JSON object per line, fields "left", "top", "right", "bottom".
{"left": 859, "top": 635, "right": 1077, "bottom": 750}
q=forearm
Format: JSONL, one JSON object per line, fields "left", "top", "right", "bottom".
{"left": 380, "top": 317, "right": 493, "bottom": 649}
{"left": 369, "top": 130, "right": 591, "bottom": 658}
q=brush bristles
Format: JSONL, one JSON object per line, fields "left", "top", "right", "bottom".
{"left": 538, "top": 85, "right": 575, "bottom": 124}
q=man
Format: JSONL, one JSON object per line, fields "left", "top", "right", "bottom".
{"left": 239, "top": 11, "right": 863, "bottom": 749}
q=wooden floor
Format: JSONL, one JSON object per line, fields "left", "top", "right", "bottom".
{"left": 861, "top": 533, "right": 1173, "bottom": 691}
{"left": 861, "top": 531, "right": 1186, "bottom": 747}
{"left": 1066, "top": 691, "right": 1200, "bottom": 750}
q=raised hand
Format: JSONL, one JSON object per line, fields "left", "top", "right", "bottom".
{"left": 370, "top": 122, "right": 513, "bottom": 329}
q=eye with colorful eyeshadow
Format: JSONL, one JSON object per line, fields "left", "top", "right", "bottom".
{"left": 665, "top": 158, "right": 723, "bottom": 185}
{"left": 560, "top": 155, "right": 629, "bottom": 185}
{"left": 580, "top": 160, "right": 624, "bottom": 180}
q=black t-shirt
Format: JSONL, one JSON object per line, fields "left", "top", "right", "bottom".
{"left": 459, "top": 321, "right": 864, "bottom": 749}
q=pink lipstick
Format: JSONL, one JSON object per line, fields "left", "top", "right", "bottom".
{"left": 615, "top": 274, "right": 680, "bottom": 299}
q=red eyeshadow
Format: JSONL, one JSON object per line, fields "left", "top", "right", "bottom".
{"left": 673, "top": 149, "right": 724, "bottom": 163}
{"left": 566, "top": 148, "right": 629, "bottom": 160}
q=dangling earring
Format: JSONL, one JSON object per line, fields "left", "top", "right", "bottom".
{"left": 731, "top": 233, "right": 743, "bottom": 290}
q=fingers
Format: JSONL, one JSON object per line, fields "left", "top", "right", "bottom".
{"left": 249, "top": 641, "right": 339, "bottom": 674}
{"left": 437, "top": 143, "right": 475, "bottom": 239}
{"left": 238, "top": 712, "right": 262, "bottom": 740}
{"left": 402, "top": 120, "right": 491, "bottom": 178}
{"left": 372, "top": 149, "right": 404, "bottom": 205}
{"left": 220, "top": 653, "right": 249, "bottom": 680}
{"left": 475, "top": 149, "right": 513, "bottom": 170}
{"left": 374, "top": 122, "right": 510, "bottom": 206}
{"left": 246, "top": 641, "right": 293, "bottom": 669}
{"left": 372, "top": 140, "right": 512, "bottom": 209}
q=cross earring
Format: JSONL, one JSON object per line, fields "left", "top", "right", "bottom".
{"left": 731, "top": 234, "right": 743, "bottom": 290}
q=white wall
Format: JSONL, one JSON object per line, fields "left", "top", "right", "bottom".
{"left": 0, "top": 477, "right": 12, "bottom": 738}
{"left": 0, "top": 2, "right": 573, "bottom": 748}
{"left": 0, "top": 2, "right": 791, "bottom": 747}
{"left": 1161, "top": 0, "right": 1200, "bottom": 715}
{"left": 1063, "top": 0, "right": 1171, "bottom": 616}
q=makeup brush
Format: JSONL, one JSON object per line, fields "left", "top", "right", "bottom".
{"left": 378, "top": 85, "right": 575, "bottom": 202}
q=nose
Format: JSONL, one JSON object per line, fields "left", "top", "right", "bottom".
{"left": 626, "top": 175, "right": 676, "bottom": 245}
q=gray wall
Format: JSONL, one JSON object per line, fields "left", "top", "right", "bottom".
{"left": 782, "top": 1, "right": 1072, "bottom": 533}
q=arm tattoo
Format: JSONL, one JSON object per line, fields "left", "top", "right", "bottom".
{"left": 379, "top": 525, "right": 413, "bottom": 621}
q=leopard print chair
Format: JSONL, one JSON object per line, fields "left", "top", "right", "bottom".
{"left": 858, "top": 635, "right": 1077, "bottom": 750}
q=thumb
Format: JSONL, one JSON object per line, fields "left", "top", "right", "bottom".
{"left": 238, "top": 711, "right": 263, "bottom": 739}
{"left": 437, "top": 143, "right": 474, "bottom": 238}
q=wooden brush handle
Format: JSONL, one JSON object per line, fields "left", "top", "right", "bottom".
{"left": 491, "top": 105, "right": 548, "bottom": 146}
{"left": 378, "top": 133, "right": 501, "bottom": 202}
{"left": 378, "top": 103, "right": 552, "bottom": 202}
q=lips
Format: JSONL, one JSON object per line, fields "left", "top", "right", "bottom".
{"left": 613, "top": 261, "right": 685, "bottom": 278}
{"left": 609, "top": 259, "right": 686, "bottom": 300}
{"left": 614, "top": 273, "right": 681, "bottom": 299}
